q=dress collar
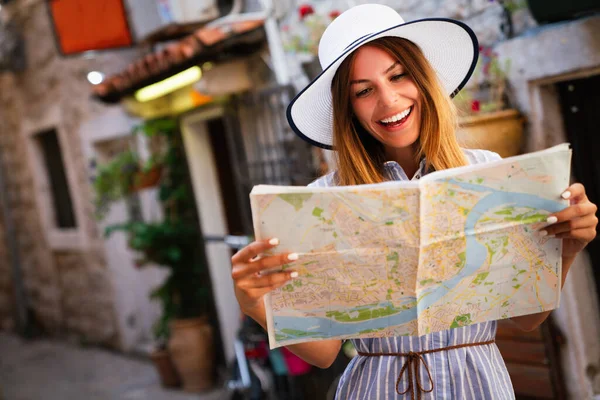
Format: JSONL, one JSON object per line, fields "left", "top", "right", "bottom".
{"left": 382, "top": 158, "right": 428, "bottom": 181}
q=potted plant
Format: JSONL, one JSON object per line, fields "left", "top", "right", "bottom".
{"left": 454, "top": 45, "right": 525, "bottom": 157}
{"left": 91, "top": 150, "right": 138, "bottom": 220}
{"left": 91, "top": 133, "right": 164, "bottom": 220}
{"left": 149, "top": 337, "right": 181, "bottom": 388}
{"left": 103, "top": 118, "right": 215, "bottom": 392}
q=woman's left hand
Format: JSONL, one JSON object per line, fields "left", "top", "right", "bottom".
{"left": 543, "top": 183, "right": 598, "bottom": 258}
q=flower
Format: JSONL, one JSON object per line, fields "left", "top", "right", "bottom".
{"left": 471, "top": 100, "right": 481, "bottom": 112}
{"left": 329, "top": 10, "right": 341, "bottom": 19}
{"left": 299, "top": 4, "right": 315, "bottom": 20}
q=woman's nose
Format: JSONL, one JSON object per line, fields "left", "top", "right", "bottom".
{"left": 379, "top": 84, "right": 399, "bottom": 107}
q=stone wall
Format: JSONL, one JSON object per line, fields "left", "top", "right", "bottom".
{"left": 284, "top": 0, "right": 536, "bottom": 46}
{"left": 0, "top": 0, "right": 138, "bottom": 345}
{"left": 395, "top": 0, "right": 536, "bottom": 45}
{"left": 0, "top": 209, "right": 14, "bottom": 331}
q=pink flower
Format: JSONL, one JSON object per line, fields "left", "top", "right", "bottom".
{"left": 471, "top": 100, "right": 481, "bottom": 112}
{"left": 299, "top": 4, "right": 315, "bottom": 20}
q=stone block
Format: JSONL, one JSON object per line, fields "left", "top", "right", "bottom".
{"left": 62, "top": 294, "right": 85, "bottom": 314}
{"left": 60, "top": 274, "right": 88, "bottom": 296}
{"left": 36, "top": 262, "right": 56, "bottom": 284}
{"left": 438, "top": 0, "right": 471, "bottom": 20}
{"left": 465, "top": 6, "right": 504, "bottom": 45}
{"left": 87, "top": 270, "right": 111, "bottom": 294}
{"left": 469, "top": 0, "right": 497, "bottom": 14}
{"left": 66, "top": 316, "right": 81, "bottom": 332}
{"left": 0, "top": 292, "right": 13, "bottom": 313}
{"left": 85, "top": 323, "right": 116, "bottom": 344}
{"left": 55, "top": 252, "right": 82, "bottom": 269}
{"left": 38, "top": 285, "right": 60, "bottom": 304}
{"left": 1, "top": 316, "right": 15, "bottom": 331}
{"left": 0, "top": 273, "right": 13, "bottom": 290}
{"left": 36, "top": 304, "right": 61, "bottom": 323}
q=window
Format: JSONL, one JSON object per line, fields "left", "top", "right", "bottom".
{"left": 36, "top": 129, "right": 77, "bottom": 229}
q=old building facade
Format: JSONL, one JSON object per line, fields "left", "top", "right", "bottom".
{"left": 0, "top": 0, "right": 139, "bottom": 346}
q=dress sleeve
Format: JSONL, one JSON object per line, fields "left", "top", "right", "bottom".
{"left": 464, "top": 148, "right": 503, "bottom": 165}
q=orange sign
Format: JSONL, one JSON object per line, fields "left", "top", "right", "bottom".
{"left": 49, "top": 0, "right": 133, "bottom": 55}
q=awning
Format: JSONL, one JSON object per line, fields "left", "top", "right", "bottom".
{"left": 91, "top": 19, "right": 266, "bottom": 104}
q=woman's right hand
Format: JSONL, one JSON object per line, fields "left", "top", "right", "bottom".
{"left": 232, "top": 239, "right": 342, "bottom": 368}
{"left": 231, "top": 238, "right": 298, "bottom": 321}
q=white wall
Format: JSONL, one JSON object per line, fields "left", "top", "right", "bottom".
{"left": 79, "top": 107, "right": 168, "bottom": 353}
{"left": 181, "top": 107, "right": 241, "bottom": 363}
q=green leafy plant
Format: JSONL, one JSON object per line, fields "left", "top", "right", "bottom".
{"left": 91, "top": 125, "right": 168, "bottom": 220}
{"left": 491, "top": 0, "right": 528, "bottom": 13}
{"left": 103, "top": 118, "right": 210, "bottom": 342}
{"left": 92, "top": 150, "right": 139, "bottom": 220}
{"left": 489, "top": 0, "right": 530, "bottom": 39}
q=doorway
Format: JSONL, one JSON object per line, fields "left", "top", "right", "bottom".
{"left": 556, "top": 73, "right": 600, "bottom": 302}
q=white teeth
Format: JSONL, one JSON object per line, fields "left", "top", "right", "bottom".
{"left": 380, "top": 107, "right": 412, "bottom": 124}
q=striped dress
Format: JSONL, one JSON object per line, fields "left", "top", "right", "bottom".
{"left": 308, "top": 149, "right": 515, "bottom": 399}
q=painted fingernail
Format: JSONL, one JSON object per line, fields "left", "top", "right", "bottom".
{"left": 287, "top": 253, "right": 299, "bottom": 261}
{"left": 539, "top": 230, "right": 548, "bottom": 237}
{"left": 269, "top": 238, "right": 279, "bottom": 246}
{"left": 561, "top": 191, "right": 571, "bottom": 200}
{"left": 290, "top": 271, "right": 299, "bottom": 278}
{"left": 547, "top": 216, "right": 558, "bottom": 224}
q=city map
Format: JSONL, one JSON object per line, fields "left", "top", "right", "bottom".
{"left": 250, "top": 144, "right": 572, "bottom": 348}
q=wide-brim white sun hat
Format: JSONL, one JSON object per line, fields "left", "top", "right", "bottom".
{"left": 286, "top": 3, "right": 479, "bottom": 150}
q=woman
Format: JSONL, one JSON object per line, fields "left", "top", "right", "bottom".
{"left": 231, "top": 4, "right": 597, "bottom": 399}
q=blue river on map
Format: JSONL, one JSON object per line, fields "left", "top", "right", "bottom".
{"left": 274, "top": 179, "right": 565, "bottom": 340}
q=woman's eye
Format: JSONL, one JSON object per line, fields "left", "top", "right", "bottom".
{"left": 355, "top": 88, "right": 371, "bottom": 97}
{"left": 391, "top": 73, "right": 406, "bottom": 81}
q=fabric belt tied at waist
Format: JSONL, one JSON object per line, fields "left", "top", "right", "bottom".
{"left": 357, "top": 339, "right": 495, "bottom": 400}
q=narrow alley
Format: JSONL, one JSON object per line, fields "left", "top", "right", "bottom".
{"left": 0, "top": 333, "right": 226, "bottom": 400}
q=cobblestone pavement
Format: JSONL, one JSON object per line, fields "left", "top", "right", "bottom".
{"left": 0, "top": 333, "right": 227, "bottom": 400}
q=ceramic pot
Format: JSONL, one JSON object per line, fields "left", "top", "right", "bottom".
{"left": 168, "top": 317, "right": 215, "bottom": 392}
{"left": 150, "top": 348, "right": 181, "bottom": 388}
{"left": 131, "top": 166, "right": 162, "bottom": 191}
{"left": 456, "top": 109, "right": 525, "bottom": 158}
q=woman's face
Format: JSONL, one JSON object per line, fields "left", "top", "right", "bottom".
{"left": 349, "top": 45, "right": 422, "bottom": 153}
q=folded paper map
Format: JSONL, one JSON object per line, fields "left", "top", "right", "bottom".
{"left": 250, "top": 144, "right": 572, "bottom": 349}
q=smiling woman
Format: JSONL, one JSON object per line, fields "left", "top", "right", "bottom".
{"left": 330, "top": 37, "right": 467, "bottom": 185}
{"left": 230, "top": 4, "right": 598, "bottom": 400}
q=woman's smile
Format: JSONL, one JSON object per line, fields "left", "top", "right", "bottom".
{"left": 376, "top": 105, "right": 414, "bottom": 130}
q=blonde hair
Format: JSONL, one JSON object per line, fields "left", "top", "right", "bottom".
{"left": 331, "top": 37, "right": 467, "bottom": 186}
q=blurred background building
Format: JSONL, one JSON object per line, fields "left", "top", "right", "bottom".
{"left": 0, "top": 0, "right": 599, "bottom": 399}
